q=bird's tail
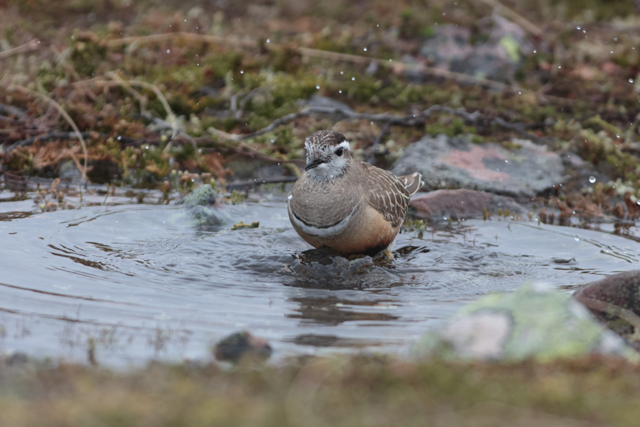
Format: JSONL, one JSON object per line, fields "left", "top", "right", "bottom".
{"left": 400, "top": 172, "right": 424, "bottom": 196}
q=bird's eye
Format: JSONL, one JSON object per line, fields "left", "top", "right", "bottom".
{"left": 335, "top": 148, "right": 344, "bottom": 156}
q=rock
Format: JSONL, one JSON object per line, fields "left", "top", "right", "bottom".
{"left": 85, "top": 159, "right": 122, "bottom": 184}
{"left": 413, "top": 282, "right": 639, "bottom": 362}
{"left": 298, "top": 95, "right": 354, "bottom": 113}
{"left": 574, "top": 271, "right": 640, "bottom": 346}
{"left": 391, "top": 134, "right": 567, "bottom": 199}
{"left": 410, "top": 189, "right": 525, "bottom": 221}
{"left": 179, "top": 184, "right": 226, "bottom": 226}
{"left": 419, "top": 15, "right": 533, "bottom": 82}
{"left": 214, "top": 331, "right": 272, "bottom": 363}
{"left": 59, "top": 160, "right": 83, "bottom": 182}
{"left": 286, "top": 247, "right": 399, "bottom": 289}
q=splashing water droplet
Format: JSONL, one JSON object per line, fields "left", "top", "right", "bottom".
{"left": 316, "top": 85, "right": 320, "bottom": 90}
{"left": 589, "top": 176, "right": 596, "bottom": 184}
{"left": 351, "top": 77, "right": 356, "bottom": 81}
{"left": 287, "top": 195, "right": 293, "bottom": 200}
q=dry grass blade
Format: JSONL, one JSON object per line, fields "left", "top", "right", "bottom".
{"left": 104, "top": 31, "right": 257, "bottom": 49}
{"left": 9, "top": 85, "right": 88, "bottom": 180}
{"left": 0, "top": 39, "right": 40, "bottom": 61}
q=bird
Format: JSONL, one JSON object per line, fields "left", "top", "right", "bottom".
{"left": 287, "top": 130, "right": 423, "bottom": 256}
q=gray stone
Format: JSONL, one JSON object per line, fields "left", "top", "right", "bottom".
{"left": 298, "top": 95, "right": 354, "bottom": 113}
{"left": 413, "top": 282, "right": 639, "bottom": 362}
{"left": 59, "top": 160, "right": 83, "bottom": 182}
{"left": 419, "top": 15, "right": 533, "bottom": 82}
{"left": 391, "top": 134, "right": 567, "bottom": 199}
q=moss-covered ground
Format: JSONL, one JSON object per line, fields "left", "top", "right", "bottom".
{"left": 0, "top": 354, "right": 639, "bottom": 426}
{"left": 2, "top": 0, "right": 640, "bottom": 208}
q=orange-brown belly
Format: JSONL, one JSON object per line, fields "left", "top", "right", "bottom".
{"left": 290, "top": 205, "right": 399, "bottom": 255}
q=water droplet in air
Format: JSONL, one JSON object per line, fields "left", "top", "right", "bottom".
{"left": 363, "top": 47, "right": 367, "bottom": 52}
{"left": 589, "top": 176, "right": 596, "bottom": 184}
{"left": 630, "top": 79, "right": 634, "bottom": 83}
{"left": 316, "top": 85, "right": 320, "bottom": 90}
{"left": 351, "top": 77, "right": 356, "bottom": 81}
{"left": 166, "top": 49, "right": 170, "bottom": 54}
{"left": 287, "top": 195, "right": 293, "bottom": 200}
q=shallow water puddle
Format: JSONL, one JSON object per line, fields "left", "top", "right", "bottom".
{"left": 0, "top": 191, "right": 638, "bottom": 365}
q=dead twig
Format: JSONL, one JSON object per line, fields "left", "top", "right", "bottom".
{"left": 206, "top": 104, "right": 544, "bottom": 146}
{"left": 225, "top": 176, "right": 299, "bottom": 189}
{"left": 7, "top": 131, "right": 95, "bottom": 151}
{"left": 475, "top": 0, "right": 544, "bottom": 38}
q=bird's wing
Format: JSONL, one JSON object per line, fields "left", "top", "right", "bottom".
{"left": 360, "top": 163, "right": 411, "bottom": 228}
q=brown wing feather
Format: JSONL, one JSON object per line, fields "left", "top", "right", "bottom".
{"left": 359, "top": 163, "right": 411, "bottom": 227}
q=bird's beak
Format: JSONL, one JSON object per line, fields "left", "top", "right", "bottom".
{"left": 304, "top": 158, "right": 326, "bottom": 171}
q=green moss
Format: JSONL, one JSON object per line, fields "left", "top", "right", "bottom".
{"left": 69, "top": 32, "right": 107, "bottom": 76}
{"left": 1, "top": 355, "right": 640, "bottom": 426}
{"left": 204, "top": 51, "right": 244, "bottom": 81}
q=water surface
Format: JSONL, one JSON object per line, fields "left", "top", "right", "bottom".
{"left": 0, "top": 186, "right": 638, "bottom": 365}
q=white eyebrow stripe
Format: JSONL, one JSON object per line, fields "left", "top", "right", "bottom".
{"left": 336, "top": 141, "right": 350, "bottom": 151}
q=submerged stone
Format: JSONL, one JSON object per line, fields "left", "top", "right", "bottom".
{"left": 214, "top": 331, "right": 272, "bottom": 363}
{"left": 286, "top": 247, "right": 398, "bottom": 289}
{"left": 413, "top": 282, "right": 639, "bottom": 362}
{"left": 179, "top": 184, "right": 225, "bottom": 226}
{"left": 391, "top": 134, "right": 566, "bottom": 199}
